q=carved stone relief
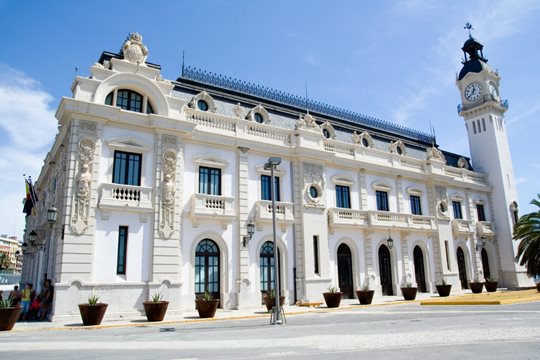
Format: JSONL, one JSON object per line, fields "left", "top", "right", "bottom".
{"left": 427, "top": 146, "right": 446, "bottom": 163}
{"left": 72, "top": 137, "right": 96, "bottom": 235}
{"left": 296, "top": 113, "right": 320, "bottom": 131}
{"left": 303, "top": 162, "right": 326, "bottom": 208}
{"left": 457, "top": 157, "right": 469, "bottom": 169}
{"left": 435, "top": 185, "right": 450, "bottom": 220}
{"left": 160, "top": 149, "right": 178, "bottom": 239}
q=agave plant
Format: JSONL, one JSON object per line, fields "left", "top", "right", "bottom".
{"left": 201, "top": 291, "right": 213, "bottom": 301}
{"left": 514, "top": 194, "right": 540, "bottom": 278}
{"left": 151, "top": 292, "right": 163, "bottom": 303}
{"left": 0, "top": 297, "right": 14, "bottom": 309}
{"left": 87, "top": 294, "right": 100, "bottom": 306}
{"left": 327, "top": 286, "right": 339, "bottom": 293}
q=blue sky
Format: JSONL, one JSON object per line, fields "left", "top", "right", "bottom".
{"left": 0, "top": 0, "right": 539, "bottom": 238}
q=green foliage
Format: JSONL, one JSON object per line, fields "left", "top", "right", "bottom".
{"left": 0, "top": 297, "right": 14, "bottom": 309}
{"left": 201, "top": 291, "right": 213, "bottom": 301}
{"left": 513, "top": 194, "right": 540, "bottom": 277}
{"left": 151, "top": 292, "right": 163, "bottom": 303}
{"left": 327, "top": 286, "right": 339, "bottom": 293}
{"left": 485, "top": 276, "right": 497, "bottom": 282}
{"left": 360, "top": 279, "right": 370, "bottom": 291}
{"left": 87, "top": 294, "right": 100, "bottom": 306}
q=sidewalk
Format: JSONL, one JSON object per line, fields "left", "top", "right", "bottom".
{"left": 7, "top": 289, "right": 539, "bottom": 333}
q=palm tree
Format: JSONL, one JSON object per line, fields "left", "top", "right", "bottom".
{"left": 513, "top": 194, "right": 540, "bottom": 277}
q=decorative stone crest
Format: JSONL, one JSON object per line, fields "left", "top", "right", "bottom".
{"left": 351, "top": 131, "right": 361, "bottom": 144}
{"left": 388, "top": 140, "right": 406, "bottom": 155}
{"left": 160, "top": 149, "right": 177, "bottom": 239}
{"left": 72, "top": 137, "right": 96, "bottom": 235}
{"left": 296, "top": 112, "right": 319, "bottom": 131}
{"left": 427, "top": 146, "right": 446, "bottom": 163}
{"left": 435, "top": 185, "right": 450, "bottom": 220}
{"left": 234, "top": 102, "right": 244, "bottom": 118}
{"left": 121, "top": 32, "right": 148, "bottom": 64}
{"left": 457, "top": 156, "right": 469, "bottom": 169}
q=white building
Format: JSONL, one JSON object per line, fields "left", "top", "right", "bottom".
{"left": 22, "top": 32, "right": 532, "bottom": 320}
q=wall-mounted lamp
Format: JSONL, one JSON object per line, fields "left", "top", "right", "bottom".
{"left": 387, "top": 230, "right": 394, "bottom": 250}
{"left": 476, "top": 235, "right": 487, "bottom": 252}
{"left": 242, "top": 220, "right": 256, "bottom": 247}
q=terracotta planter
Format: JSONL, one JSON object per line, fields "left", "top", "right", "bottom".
{"left": 0, "top": 306, "right": 22, "bottom": 331}
{"left": 323, "top": 292, "right": 343, "bottom": 308}
{"left": 484, "top": 281, "right": 498, "bottom": 293}
{"left": 263, "top": 296, "right": 285, "bottom": 312}
{"left": 143, "top": 301, "right": 169, "bottom": 322}
{"left": 195, "top": 299, "right": 219, "bottom": 318}
{"left": 355, "top": 290, "right": 375, "bottom": 305}
{"left": 78, "top": 303, "right": 108, "bottom": 326}
{"left": 436, "top": 284, "right": 452, "bottom": 297}
{"left": 469, "top": 282, "right": 484, "bottom": 294}
{"left": 401, "top": 287, "right": 418, "bottom": 301}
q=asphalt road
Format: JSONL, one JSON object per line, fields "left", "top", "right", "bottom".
{"left": 1, "top": 302, "right": 539, "bottom": 359}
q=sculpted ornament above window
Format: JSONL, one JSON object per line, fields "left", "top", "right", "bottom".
{"left": 121, "top": 32, "right": 149, "bottom": 64}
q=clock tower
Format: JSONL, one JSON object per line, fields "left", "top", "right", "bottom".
{"left": 456, "top": 27, "right": 531, "bottom": 287}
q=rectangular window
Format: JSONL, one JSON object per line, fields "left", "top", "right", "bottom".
{"left": 477, "top": 204, "right": 486, "bottom": 222}
{"left": 113, "top": 151, "right": 142, "bottom": 186}
{"left": 482, "top": 118, "right": 486, "bottom": 132}
{"left": 376, "top": 190, "right": 389, "bottom": 211}
{"left": 445, "top": 240, "right": 451, "bottom": 271}
{"left": 335, "top": 185, "right": 351, "bottom": 209}
{"left": 117, "top": 226, "right": 128, "bottom": 275}
{"left": 198, "top": 167, "right": 221, "bottom": 195}
{"left": 313, "top": 236, "right": 320, "bottom": 275}
{"left": 410, "top": 195, "right": 422, "bottom": 215}
{"left": 452, "top": 201, "right": 463, "bottom": 219}
{"left": 472, "top": 121, "right": 477, "bottom": 134}
{"left": 261, "top": 175, "right": 280, "bottom": 201}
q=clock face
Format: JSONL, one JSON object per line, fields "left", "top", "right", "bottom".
{"left": 488, "top": 81, "right": 500, "bottom": 101}
{"left": 464, "top": 82, "right": 482, "bottom": 101}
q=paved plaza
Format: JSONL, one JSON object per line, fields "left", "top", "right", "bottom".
{"left": 1, "top": 293, "right": 539, "bottom": 360}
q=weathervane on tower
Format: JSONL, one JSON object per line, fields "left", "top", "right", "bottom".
{"left": 464, "top": 23, "right": 474, "bottom": 38}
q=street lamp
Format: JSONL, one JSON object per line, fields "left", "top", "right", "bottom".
{"left": 476, "top": 235, "right": 487, "bottom": 252}
{"left": 242, "top": 220, "right": 255, "bottom": 247}
{"left": 44, "top": 206, "right": 58, "bottom": 282}
{"left": 28, "top": 230, "right": 37, "bottom": 247}
{"left": 47, "top": 207, "right": 58, "bottom": 225}
{"left": 264, "top": 156, "right": 282, "bottom": 325}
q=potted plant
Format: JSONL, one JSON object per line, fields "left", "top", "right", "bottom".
{"left": 356, "top": 277, "right": 375, "bottom": 305}
{"left": 0, "top": 296, "right": 22, "bottom": 331}
{"left": 484, "top": 276, "right": 498, "bottom": 293}
{"left": 435, "top": 276, "right": 452, "bottom": 297}
{"left": 79, "top": 294, "right": 108, "bottom": 326}
{"left": 195, "top": 291, "right": 219, "bottom": 318}
{"left": 469, "top": 273, "right": 484, "bottom": 294}
{"left": 323, "top": 286, "right": 343, "bottom": 308}
{"left": 400, "top": 275, "right": 418, "bottom": 301}
{"left": 143, "top": 292, "right": 169, "bottom": 322}
{"left": 263, "top": 289, "right": 285, "bottom": 312}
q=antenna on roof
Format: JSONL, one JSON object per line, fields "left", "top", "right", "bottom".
{"left": 181, "top": 50, "right": 185, "bottom": 77}
{"left": 75, "top": 67, "right": 78, "bottom": 76}
{"left": 304, "top": 81, "right": 309, "bottom": 113}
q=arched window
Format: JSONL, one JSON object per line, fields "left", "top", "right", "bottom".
{"left": 195, "top": 239, "right": 220, "bottom": 299}
{"left": 105, "top": 89, "right": 154, "bottom": 114}
{"left": 260, "top": 241, "right": 281, "bottom": 294}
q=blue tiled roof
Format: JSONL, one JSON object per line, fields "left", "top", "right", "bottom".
{"left": 180, "top": 66, "right": 435, "bottom": 144}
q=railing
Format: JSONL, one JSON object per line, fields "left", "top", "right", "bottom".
{"left": 323, "top": 140, "right": 355, "bottom": 156}
{"left": 185, "top": 108, "right": 236, "bottom": 132}
{"left": 255, "top": 200, "right": 295, "bottom": 224}
{"left": 190, "top": 193, "right": 235, "bottom": 222}
{"left": 328, "top": 208, "right": 435, "bottom": 231}
{"left": 99, "top": 183, "right": 153, "bottom": 211}
{"left": 477, "top": 221, "right": 495, "bottom": 238}
{"left": 245, "top": 122, "right": 291, "bottom": 145}
{"left": 458, "top": 96, "right": 509, "bottom": 113}
{"left": 451, "top": 219, "right": 474, "bottom": 235}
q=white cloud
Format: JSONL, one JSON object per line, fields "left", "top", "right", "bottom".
{"left": 515, "top": 177, "right": 527, "bottom": 185}
{"left": 0, "top": 63, "right": 57, "bottom": 239}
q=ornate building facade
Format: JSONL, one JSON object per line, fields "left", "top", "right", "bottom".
{"left": 22, "top": 32, "right": 532, "bottom": 320}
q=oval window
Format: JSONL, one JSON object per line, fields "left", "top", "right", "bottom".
{"left": 323, "top": 128, "right": 331, "bottom": 139}
{"left": 362, "top": 138, "right": 369, "bottom": 147}
{"left": 254, "top": 113, "right": 264, "bottom": 123}
{"left": 309, "top": 186, "right": 318, "bottom": 198}
{"left": 197, "top": 100, "right": 209, "bottom": 111}
{"left": 397, "top": 146, "right": 403, "bottom": 155}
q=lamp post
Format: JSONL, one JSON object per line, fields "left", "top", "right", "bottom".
{"left": 387, "top": 230, "right": 394, "bottom": 250}
{"left": 243, "top": 221, "right": 255, "bottom": 247}
{"left": 264, "top": 156, "right": 282, "bottom": 325}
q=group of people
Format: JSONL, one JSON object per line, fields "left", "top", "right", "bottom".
{"left": 1, "top": 279, "right": 54, "bottom": 321}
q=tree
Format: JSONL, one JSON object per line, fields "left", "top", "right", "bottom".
{"left": 513, "top": 194, "right": 540, "bottom": 277}
{"left": 0, "top": 253, "right": 9, "bottom": 271}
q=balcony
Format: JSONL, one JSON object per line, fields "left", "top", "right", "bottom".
{"left": 190, "top": 193, "right": 235, "bottom": 228}
{"left": 451, "top": 219, "right": 475, "bottom": 236}
{"left": 254, "top": 200, "right": 295, "bottom": 230}
{"left": 99, "top": 183, "right": 153, "bottom": 212}
{"left": 327, "top": 208, "right": 436, "bottom": 233}
{"left": 476, "top": 221, "right": 495, "bottom": 238}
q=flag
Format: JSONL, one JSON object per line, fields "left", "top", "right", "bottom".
{"left": 22, "top": 178, "right": 38, "bottom": 216}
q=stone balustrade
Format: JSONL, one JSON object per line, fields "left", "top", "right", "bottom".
{"left": 190, "top": 193, "right": 235, "bottom": 228}
{"left": 99, "top": 183, "right": 153, "bottom": 211}
{"left": 328, "top": 208, "right": 436, "bottom": 232}
{"left": 254, "top": 200, "right": 295, "bottom": 228}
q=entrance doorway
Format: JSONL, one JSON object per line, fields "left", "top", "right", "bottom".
{"left": 413, "top": 246, "right": 427, "bottom": 293}
{"left": 457, "top": 247, "right": 468, "bottom": 289}
{"left": 379, "top": 245, "right": 393, "bottom": 295}
{"left": 195, "top": 239, "right": 220, "bottom": 301}
{"left": 337, "top": 243, "right": 354, "bottom": 299}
